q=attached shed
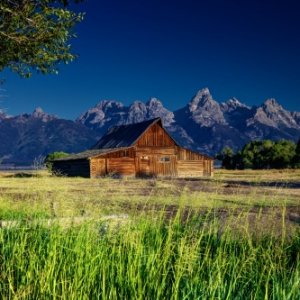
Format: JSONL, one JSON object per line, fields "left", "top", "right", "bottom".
{"left": 52, "top": 118, "right": 214, "bottom": 178}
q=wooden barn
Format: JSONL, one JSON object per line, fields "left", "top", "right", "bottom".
{"left": 52, "top": 118, "right": 214, "bottom": 178}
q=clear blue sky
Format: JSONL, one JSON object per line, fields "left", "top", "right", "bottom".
{"left": 1, "top": 0, "right": 300, "bottom": 119}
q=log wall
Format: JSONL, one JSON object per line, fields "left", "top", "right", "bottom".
{"left": 90, "top": 158, "right": 106, "bottom": 177}
{"left": 177, "top": 161, "right": 204, "bottom": 177}
{"left": 107, "top": 158, "right": 135, "bottom": 176}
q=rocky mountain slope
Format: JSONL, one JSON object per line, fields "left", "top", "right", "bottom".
{"left": 1, "top": 88, "right": 300, "bottom": 165}
{"left": 78, "top": 88, "right": 300, "bottom": 155}
{"left": 0, "top": 108, "right": 98, "bottom": 165}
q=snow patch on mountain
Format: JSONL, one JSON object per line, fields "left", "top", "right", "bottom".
{"left": 31, "top": 107, "right": 57, "bottom": 122}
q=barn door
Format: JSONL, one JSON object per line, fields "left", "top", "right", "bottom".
{"left": 138, "top": 155, "right": 151, "bottom": 176}
{"left": 90, "top": 158, "right": 106, "bottom": 177}
{"left": 155, "top": 155, "right": 177, "bottom": 177}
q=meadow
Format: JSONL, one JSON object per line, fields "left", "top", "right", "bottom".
{"left": 0, "top": 170, "right": 299, "bottom": 299}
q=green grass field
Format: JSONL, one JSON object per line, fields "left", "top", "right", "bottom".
{"left": 0, "top": 170, "right": 299, "bottom": 299}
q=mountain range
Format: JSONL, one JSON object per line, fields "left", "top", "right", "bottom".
{"left": 1, "top": 88, "right": 300, "bottom": 165}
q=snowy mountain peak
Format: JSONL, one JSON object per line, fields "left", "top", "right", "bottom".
{"left": 146, "top": 97, "right": 174, "bottom": 126}
{"left": 196, "top": 87, "right": 211, "bottom": 98}
{"left": 247, "top": 98, "right": 300, "bottom": 129}
{"left": 95, "top": 100, "right": 124, "bottom": 110}
{"left": 221, "top": 97, "right": 251, "bottom": 113}
{"left": 77, "top": 100, "right": 126, "bottom": 129}
{"left": 227, "top": 97, "right": 249, "bottom": 108}
{"left": 32, "top": 106, "right": 44, "bottom": 115}
{"left": 31, "top": 107, "right": 57, "bottom": 122}
{"left": 187, "top": 88, "right": 226, "bottom": 126}
{"left": 146, "top": 97, "right": 164, "bottom": 108}
{"left": 127, "top": 101, "right": 147, "bottom": 124}
{"left": 263, "top": 98, "right": 282, "bottom": 110}
{"left": 189, "top": 88, "right": 214, "bottom": 111}
{"left": 130, "top": 100, "right": 147, "bottom": 109}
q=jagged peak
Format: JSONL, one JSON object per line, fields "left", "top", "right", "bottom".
{"left": 227, "top": 97, "right": 243, "bottom": 106}
{"left": 129, "top": 101, "right": 147, "bottom": 111}
{"left": 189, "top": 87, "right": 219, "bottom": 113}
{"left": 222, "top": 97, "right": 251, "bottom": 110}
{"left": 190, "top": 88, "right": 213, "bottom": 104}
{"left": 146, "top": 97, "right": 164, "bottom": 107}
{"left": 130, "top": 100, "right": 146, "bottom": 107}
{"left": 31, "top": 107, "right": 57, "bottom": 122}
{"left": 32, "top": 106, "right": 44, "bottom": 114}
{"left": 195, "top": 87, "right": 211, "bottom": 97}
{"left": 262, "top": 98, "right": 282, "bottom": 109}
{"left": 95, "top": 100, "right": 124, "bottom": 110}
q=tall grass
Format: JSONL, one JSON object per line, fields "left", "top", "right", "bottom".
{"left": 0, "top": 210, "right": 299, "bottom": 299}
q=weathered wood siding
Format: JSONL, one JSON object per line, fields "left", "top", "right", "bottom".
{"left": 135, "top": 154, "right": 177, "bottom": 177}
{"left": 136, "top": 123, "right": 175, "bottom": 147}
{"left": 52, "top": 159, "right": 90, "bottom": 177}
{"left": 176, "top": 147, "right": 213, "bottom": 177}
{"left": 134, "top": 124, "right": 178, "bottom": 176}
{"left": 90, "top": 158, "right": 106, "bottom": 177}
{"left": 203, "top": 159, "right": 214, "bottom": 176}
{"left": 107, "top": 158, "right": 135, "bottom": 176}
{"left": 177, "top": 148, "right": 203, "bottom": 160}
{"left": 133, "top": 125, "right": 214, "bottom": 177}
{"left": 90, "top": 149, "right": 136, "bottom": 177}
{"left": 177, "top": 160, "right": 203, "bottom": 177}
{"left": 104, "top": 148, "right": 135, "bottom": 159}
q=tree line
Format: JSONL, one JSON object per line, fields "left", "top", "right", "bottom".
{"left": 217, "top": 139, "right": 300, "bottom": 169}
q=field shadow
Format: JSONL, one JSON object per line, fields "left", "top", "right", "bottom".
{"left": 223, "top": 180, "right": 300, "bottom": 189}
{"left": 5, "top": 172, "right": 40, "bottom": 178}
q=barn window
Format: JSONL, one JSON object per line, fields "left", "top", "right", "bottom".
{"left": 159, "top": 156, "right": 170, "bottom": 163}
{"left": 141, "top": 155, "right": 149, "bottom": 161}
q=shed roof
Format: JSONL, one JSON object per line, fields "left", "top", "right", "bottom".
{"left": 53, "top": 148, "right": 130, "bottom": 161}
{"left": 92, "top": 118, "right": 164, "bottom": 149}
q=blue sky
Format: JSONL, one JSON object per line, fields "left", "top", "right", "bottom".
{"left": 1, "top": 0, "right": 300, "bottom": 119}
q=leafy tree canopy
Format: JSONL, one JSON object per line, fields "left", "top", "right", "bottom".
{"left": 217, "top": 139, "right": 299, "bottom": 170}
{"left": 0, "top": 0, "right": 84, "bottom": 77}
{"left": 45, "top": 151, "right": 69, "bottom": 171}
{"left": 216, "top": 146, "right": 234, "bottom": 169}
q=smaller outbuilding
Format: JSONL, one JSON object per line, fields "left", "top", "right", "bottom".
{"left": 52, "top": 118, "right": 214, "bottom": 178}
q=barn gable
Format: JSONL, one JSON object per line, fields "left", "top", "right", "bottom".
{"left": 92, "top": 118, "right": 177, "bottom": 149}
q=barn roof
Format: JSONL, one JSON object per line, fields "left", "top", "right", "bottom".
{"left": 92, "top": 118, "right": 165, "bottom": 149}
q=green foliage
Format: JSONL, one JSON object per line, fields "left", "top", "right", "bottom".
{"left": 0, "top": 212, "right": 299, "bottom": 299}
{"left": 293, "top": 139, "right": 300, "bottom": 168}
{"left": 241, "top": 140, "right": 275, "bottom": 169}
{"left": 219, "top": 139, "right": 299, "bottom": 169}
{"left": 44, "top": 151, "right": 69, "bottom": 171}
{"left": 216, "top": 146, "right": 234, "bottom": 169}
{"left": 0, "top": 0, "right": 84, "bottom": 77}
{"left": 269, "top": 140, "right": 296, "bottom": 169}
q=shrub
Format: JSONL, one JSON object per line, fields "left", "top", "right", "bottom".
{"left": 44, "top": 151, "right": 69, "bottom": 171}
